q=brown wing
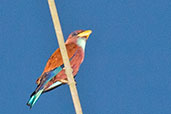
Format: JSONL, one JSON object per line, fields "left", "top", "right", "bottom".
{"left": 36, "top": 43, "right": 78, "bottom": 85}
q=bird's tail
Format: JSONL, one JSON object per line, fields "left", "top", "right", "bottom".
{"left": 26, "top": 89, "right": 44, "bottom": 109}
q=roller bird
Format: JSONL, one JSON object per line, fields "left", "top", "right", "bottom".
{"left": 26, "top": 30, "right": 92, "bottom": 108}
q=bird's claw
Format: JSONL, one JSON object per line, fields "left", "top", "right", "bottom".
{"left": 60, "top": 79, "right": 68, "bottom": 84}
{"left": 60, "top": 79, "right": 77, "bottom": 85}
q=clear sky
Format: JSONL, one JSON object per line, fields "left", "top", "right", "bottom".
{"left": 0, "top": 0, "right": 171, "bottom": 114}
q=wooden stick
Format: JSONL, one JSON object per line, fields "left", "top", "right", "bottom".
{"left": 47, "top": 0, "right": 83, "bottom": 114}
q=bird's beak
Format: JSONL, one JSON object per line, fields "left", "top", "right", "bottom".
{"left": 78, "top": 30, "right": 92, "bottom": 39}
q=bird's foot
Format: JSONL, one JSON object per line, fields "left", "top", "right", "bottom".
{"left": 59, "top": 79, "right": 77, "bottom": 85}
{"left": 60, "top": 79, "right": 68, "bottom": 84}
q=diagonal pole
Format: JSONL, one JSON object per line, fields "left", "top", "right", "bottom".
{"left": 47, "top": 0, "right": 83, "bottom": 114}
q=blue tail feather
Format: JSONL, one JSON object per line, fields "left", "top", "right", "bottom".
{"left": 27, "top": 89, "right": 44, "bottom": 108}
{"left": 27, "top": 67, "right": 63, "bottom": 108}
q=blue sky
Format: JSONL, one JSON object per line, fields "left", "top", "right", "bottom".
{"left": 0, "top": 0, "right": 171, "bottom": 114}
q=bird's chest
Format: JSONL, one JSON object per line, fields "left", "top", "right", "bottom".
{"left": 70, "top": 48, "right": 84, "bottom": 74}
{"left": 70, "top": 48, "right": 84, "bottom": 66}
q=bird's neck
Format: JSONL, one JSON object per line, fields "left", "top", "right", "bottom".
{"left": 76, "top": 38, "right": 86, "bottom": 51}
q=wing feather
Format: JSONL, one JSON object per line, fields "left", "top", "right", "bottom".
{"left": 36, "top": 43, "right": 78, "bottom": 85}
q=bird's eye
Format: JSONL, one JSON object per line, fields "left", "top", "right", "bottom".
{"left": 72, "top": 32, "right": 77, "bottom": 36}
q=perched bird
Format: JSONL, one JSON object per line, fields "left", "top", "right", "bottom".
{"left": 27, "top": 30, "right": 92, "bottom": 108}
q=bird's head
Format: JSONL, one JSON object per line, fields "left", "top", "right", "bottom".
{"left": 66, "top": 30, "right": 92, "bottom": 44}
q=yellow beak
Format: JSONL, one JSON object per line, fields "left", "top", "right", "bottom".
{"left": 77, "top": 30, "right": 92, "bottom": 39}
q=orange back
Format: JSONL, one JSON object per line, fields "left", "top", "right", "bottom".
{"left": 36, "top": 43, "right": 78, "bottom": 85}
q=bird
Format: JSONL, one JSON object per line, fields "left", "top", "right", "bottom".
{"left": 27, "top": 30, "right": 92, "bottom": 108}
